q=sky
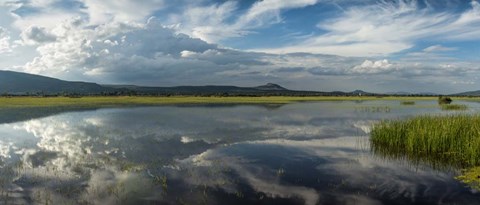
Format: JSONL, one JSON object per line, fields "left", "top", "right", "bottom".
{"left": 0, "top": 0, "right": 479, "bottom": 94}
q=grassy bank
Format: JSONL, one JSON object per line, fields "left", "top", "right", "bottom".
{"left": 0, "top": 96, "right": 454, "bottom": 108}
{"left": 371, "top": 114, "right": 480, "bottom": 168}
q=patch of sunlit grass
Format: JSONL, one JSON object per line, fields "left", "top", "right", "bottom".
{"left": 371, "top": 114, "right": 480, "bottom": 168}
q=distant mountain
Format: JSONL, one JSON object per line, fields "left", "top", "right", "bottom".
{"left": 0, "top": 70, "right": 113, "bottom": 95}
{"left": 385, "top": 91, "right": 412, "bottom": 95}
{"left": 385, "top": 91, "right": 439, "bottom": 96}
{"left": 0, "top": 70, "right": 380, "bottom": 96}
{"left": 255, "top": 83, "right": 288, "bottom": 91}
{"left": 417, "top": 92, "right": 439, "bottom": 96}
{"left": 350, "top": 90, "right": 372, "bottom": 96}
{"left": 107, "top": 83, "right": 321, "bottom": 96}
{"left": 454, "top": 90, "right": 480, "bottom": 96}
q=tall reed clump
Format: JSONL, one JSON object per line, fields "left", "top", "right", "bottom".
{"left": 441, "top": 104, "right": 467, "bottom": 111}
{"left": 370, "top": 114, "right": 480, "bottom": 168}
{"left": 400, "top": 101, "right": 415, "bottom": 105}
{"left": 438, "top": 96, "right": 452, "bottom": 104}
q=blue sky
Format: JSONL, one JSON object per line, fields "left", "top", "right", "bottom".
{"left": 0, "top": 0, "right": 479, "bottom": 94}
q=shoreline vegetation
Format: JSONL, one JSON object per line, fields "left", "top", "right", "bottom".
{"left": 371, "top": 114, "right": 480, "bottom": 169}
{"left": 0, "top": 96, "right": 476, "bottom": 108}
{"left": 370, "top": 114, "right": 480, "bottom": 190}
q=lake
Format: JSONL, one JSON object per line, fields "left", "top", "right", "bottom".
{"left": 0, "top": 100, "right": 479, "bottom": 205}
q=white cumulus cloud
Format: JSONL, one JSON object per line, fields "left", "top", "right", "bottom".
{"left": 20, "top": 26, "right": 57, "bottom": 45}
{"left": 0, "top": 27, "right": 12, "bottom": 54}
{"left": 20, "top": 17, "right": 269, "bottom": 85}
{"left": 352, "top": 59, "right": 395, "bottom": 74}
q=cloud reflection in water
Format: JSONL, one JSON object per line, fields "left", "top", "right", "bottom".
{"left": 0, "top": 101, "right": 478, "bottom": 204}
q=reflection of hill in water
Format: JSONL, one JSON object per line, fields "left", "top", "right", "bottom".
{"left": 172, "top": 103, "right": 286, "bottom": 110}
{"left": 0, "top": 107, "right": 98, "bottom": 124}
{"left": 0, "top": 104, "right": 286, "bottom": 124}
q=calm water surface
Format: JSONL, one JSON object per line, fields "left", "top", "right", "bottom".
{"left": 0, "top": 100, "right": 479, "bottom": 205}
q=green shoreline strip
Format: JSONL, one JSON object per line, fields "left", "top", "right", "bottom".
{"left": 0, "top": 96, "right": 474, "bottom": 108}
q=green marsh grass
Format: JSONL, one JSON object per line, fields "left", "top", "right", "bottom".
{"left": 371, "top": 114, "right": 480, "bottom": 169}
{"left": 355, "top": 106, "right": 391, "bottom": 113}
{"left": 400, "top": 101, "right": 415, "bottom": 105}
{"left": 456, "top": 166, "right": 480, "bottom": 191}
{"left": 441, "top": 104, "right": 468, "bottom": 111}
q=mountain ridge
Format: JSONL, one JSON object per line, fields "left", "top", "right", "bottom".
{"left": 453, "top": 90, "right": 480, "bottom": 96}
{"left": 0, "top": 70, "right": 113, "bottom": 95}
{"left": 0, "top": 70, "right": 405, "bottom": 96}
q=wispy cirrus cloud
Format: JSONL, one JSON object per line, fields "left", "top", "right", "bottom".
{"left": 169, "top": 0, "right": 319, "bottom": 43}
{"left": 5, "top": 0, "right": 167, "bottom": 29}
{"left": 255, "top": 0, "right": 480, "bottom": 57}
{"left": 80, "top": 0, "right": 166, "bottom": 25}
{"left": 422, "top": 45, "right": 457, "bottom": 53}
{"left": 403, "top": 45, "right": 458, "bottom": 61}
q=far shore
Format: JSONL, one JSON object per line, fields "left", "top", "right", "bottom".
{"left": 0, "top": 96, "right": 477, "bottom": 108}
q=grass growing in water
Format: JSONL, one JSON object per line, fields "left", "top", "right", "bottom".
{"left": 371, "top": 112, "right": 480, "bottom": 191}
{"left": 371, "top": 114, "right": 480, "bottom": 168}
{"left": 355, "top": 106, "right": 391, "bottom": 113}
{"left": 441, "top": 104, "right": 468, "bottom": 111}
{"left": 438, "top": 96, "right": 453, "bottom": 104}
{"left": 456, "top": 167, "right": 480, "bottom": 191}
{"left": 400, "top": 101, "right": 415, "bottom": 105}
